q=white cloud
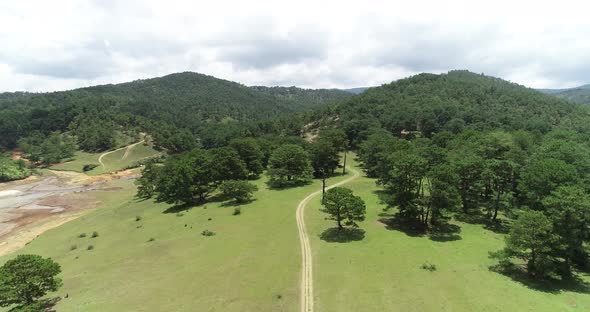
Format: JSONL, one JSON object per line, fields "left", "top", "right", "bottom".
{"left": 0, "top": 0, "right": 589, "bottom": 91}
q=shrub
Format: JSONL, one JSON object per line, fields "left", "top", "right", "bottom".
{"left": 82, "top": 164, "right": 99, "bottom": 172}
{"left": 78, "top": 233, "right": 87, "bottom": 238}
{"left": 69, "top": 245, "right": 77, "bottom": 251}
{"left": 147, "top": 238, "right": 155, "bottom": 242}
{"left": 233, "top": 207, "right": 241, "bottom": 215}
{"left": 91, "top": 231, "right": 99, "bottom": 238}
{"left": 201, "top": 230, "right": 215, "bottom": 236}
{"left": 135, "top": 216, "right": 142, "bottom": 222}
{"left": 420, "top": 263, "right": 437, "bottom": 272}
{"left": 87, "top": 245, "right": 94, "bottom": 250}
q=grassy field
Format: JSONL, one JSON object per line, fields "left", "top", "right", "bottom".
{"left": 50, "top": 143, "right": 159, "bottom": 175}
{"left": 49, "top": 151, "right": 100, "bottom": 173}
{"left": 0, "top": 171, "right": 350, "bottom": 312}
{"left": 3, "top": 155, "right": 589, "bottom": 311}
{"left": 306, "top": 157, "right": 590, "bottom": 312}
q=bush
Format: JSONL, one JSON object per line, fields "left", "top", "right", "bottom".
{"left": 221, "top": 180, "right": 258, "bottom": 203}
{"left": 91, "top": 231, "right": 99, "bottom": 238}
{"left": 87, "top": 245, "right": 94, "bottom": 250}
{"left": 233, "top": 207, "right": 241, "bottom": 215}
{"left": 70, "top": 245, "right": 77, "bottom": 251}
{"left": 147, "top": 238, "right": 155, "bottom": 242}
{"left": 82, "top": 164, "right": 99, "bottom": 172}
{"left": 135, "top": 216, "right": 142, "bottom": 222}
{"left": 420, "top": 263, "right": 437, "bottom": 272}
{"left": 201, "top": 230, "right": 215, "bottom": 236}
{"left": 78, "top": 233, "right": 87, "bottom": 238}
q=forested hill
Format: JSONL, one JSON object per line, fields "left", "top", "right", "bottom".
{"left": 0, "top": 72, "right": 345, "bottom": 151}
{"left": 544, "top": 85, "right": 590, "bottom": 105}
{"left": 329, "top": 70, "right": 590, "bottom": 145}
{"left": 249, "top": 86, "right": 352, "bottom": 108}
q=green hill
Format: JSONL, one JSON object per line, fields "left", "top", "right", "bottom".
{"left": 0, "top": 72, "right": 343, "bottom": 151}
{"left": 552, "top": 86, "right": 590, "bottom": 105}
{"left": 328, "top": 70, "right": 590, "bottom": 146}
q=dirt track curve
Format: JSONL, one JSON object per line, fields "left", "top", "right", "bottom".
{"left": 98, "top": 140, "right": 144, "bottom": 169}
{"left": 296, "top": 167, "right": 359, "bottom": 312}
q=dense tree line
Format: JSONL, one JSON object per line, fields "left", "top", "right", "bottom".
{"left": 250, "top": 86, "right": 351, "bottom": 108}
{"left": 0, "top": 72, "right": 348, "bottom": 154}
{"left": 307, "top": 70, "right": 590, "bottom": 150}
{"left": 18, "top": 131, "right": 76, "bottom": 166}
{"left": 336, "top": 72, "right": 590, "bottom": 280}
{"left": 545, "top": 85, "right": 590, "bottom": 105}
{"left": 136, "top": 128, "right": 350, "bottom": 204}
{"left": 357, "top": 125, "right": 590, "bottom": 277}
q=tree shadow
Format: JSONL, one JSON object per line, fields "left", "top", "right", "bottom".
{"left": 220, "top": 199, "right": 256, "bottom": 207}
{"left": 429, "top": 222, "right": 462, "bottom": 242}
{"left": 266, "top": 179, "right": 312, "bottom": 190}
{"left": 162, "top": 203, "right": 194, "bottom": 214}
{"left": 373, "top": 189, "right": 393, "bottom": 206}
{"left": 379, "top": 212, "right": 462, "bottom": 242}
{"left": 453, "top": 210, "right": 510, "bottom": 234}
{"left": 205, "top": 193, "right": 232, "bottom": 203}
{"left": 378, "top": 213, "right": 427, "bottom": 237}
{"left": 9, "top": 297, "right": 61, "bottom": 312}
{"left": 483, "top": 221, "right": 510, "bottom": 234}
{"left": 489, "top": 263, "right": 590, "bottom": 294}
{"left": 319, "top": 227, "right": 365, "bottom": 243}
{"left": 453, "top": 210, "right": 489, "bottom": 224}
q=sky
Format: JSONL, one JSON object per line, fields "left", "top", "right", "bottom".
{"left": 1, "top": 0, "right": 589, "bottom": 92}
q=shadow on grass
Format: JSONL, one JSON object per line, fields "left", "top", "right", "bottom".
{"left": 489, "top": 263, "right": 590, "bottom": 294}
{"left": 266, "top": 179, "right": 312, "bottom": 190}
{"left": 163, "top": 203, "right": 194, "bottom": 214}
{"left": 220, "top": 199, "right": 255, "bottom": 207}
{"left": 373, "top": 189, "right": 392, "bottom": 205}
{"left": 378, "top": 213, "right": 426, "bottom": 237}
{"left": 319, "top": 227, "right": 365, "bottom": 243}
{"left": 454, "top": 210, "right": 510, "bottom": 234}
{"left": 429, "top": 222, "right": 462, "bottom": 242}
{"left": 9, "top": 297, "right": 61, "bottom": 312}
{"left": 379, "top": 212, "right": 462, "bottom": 242}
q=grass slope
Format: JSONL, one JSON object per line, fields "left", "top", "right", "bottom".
{"left": 0, "top": 171, "right": 350, "bottom": 312}
{"left": 50, "top": 143, "right": 159, "bottom": 175}
{"left": 306, "top": 157, "right": 590, "bottom": 311}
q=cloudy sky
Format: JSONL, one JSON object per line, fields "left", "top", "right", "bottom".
{"left": 1, "top": 0, "right": 589, "bottom": 92}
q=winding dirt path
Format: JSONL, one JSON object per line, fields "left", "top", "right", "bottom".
{"left": 98, "top": 140, "right": 144, "bottom": 169}
{"left": 296, "top": 167, "right": 360, "bottom": 312}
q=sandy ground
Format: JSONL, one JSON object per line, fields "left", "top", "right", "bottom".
{"left": 0, "top": 169, "right": 138, "bottom": 257}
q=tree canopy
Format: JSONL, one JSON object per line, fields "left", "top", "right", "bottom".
{"left": 0, "top": 255, "right": 62, "bottom": 308}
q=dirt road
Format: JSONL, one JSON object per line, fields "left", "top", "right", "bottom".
{"left": 296, "top": 167, "right": 359, "bottom": 312}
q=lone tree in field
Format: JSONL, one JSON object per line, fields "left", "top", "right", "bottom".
{"left": 0, "top": 254, "right": 62, "bottom": 308}
{"left": 267, "top": 144, "right": 313, "bottom": 188}
{"left": 321, "top": 187, "right": 366, "bottom": 229}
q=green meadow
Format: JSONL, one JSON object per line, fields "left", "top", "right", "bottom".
{"left": 1, "top": 171, "right": 349, "bottom": 311}
{"left": 2, "top": 156, "right": 589, "bottom": 311}
{"left": 50, "top": 143, "right": 160, "bottom": 175}
{"left": 306, "top": 158, "right": 590, "bottom": 312}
